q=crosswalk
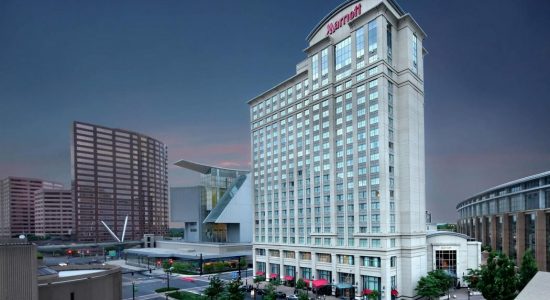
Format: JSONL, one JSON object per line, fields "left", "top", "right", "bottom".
{"left": 122, "top": 278, "right": 163, "bottom": 286}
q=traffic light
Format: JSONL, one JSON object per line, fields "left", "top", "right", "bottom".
{"left": 67, "top": 249, "right": 72, "bottom": 255}
{"left": 149, "top": 268, "right": 152, "bottom": 274}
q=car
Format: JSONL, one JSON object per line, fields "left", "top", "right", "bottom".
{"left": 239, "top": 285, "right": 253, "bottom": 292}
{"left": 275, "top": 291, "right": 287, "bottom": 298}
{"left": 286, "top": 294, "right": 299, "bottom": 300}
{"left": 254, "top": 288, "right": 266, "bottom": 295}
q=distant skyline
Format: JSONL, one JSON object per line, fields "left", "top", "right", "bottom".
{"left": 1, "top": 0, "right": 549, "bottom": 222}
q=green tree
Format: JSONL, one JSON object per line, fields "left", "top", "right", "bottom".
{"left": 263, "top": 282, "right": 277, "bottom": 300}
{"left": 463, "top": 268, "right": 481, "bottom": 288}
{"left": 518, "top": 249, "right": 538, "bottom": 291}
{"left": 204, "top": 276, "right": 225, "bottom": 300}
{"left": 473, "top": 252, "right": 518, "bottom": 300}
{"left": 295, "top": 278, "right": 306, "bottom": 290}
{"left": 416, "top": 274, "right": 443, "bottom": 300}
{"left": 430, "top": 269, "right": 453, "bottom": 293}
{"left": 415, "top": 269, "right": 453, "bottom": 300}
{"left": 223, "top": 278, "right": 244, "bottom": 300}
{"left": 297, "top": 291, "right": 309, "bottom": 300}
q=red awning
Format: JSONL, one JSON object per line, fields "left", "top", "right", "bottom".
{"left": 256, "top": 271, "right": 265, "bottom": 276}
{"left": 313, "top": 279, "right": 329, "bottom": 288}
{"left": 303, "top": 279, "right": 311, "bottom": 285}
{"left": 284, "top": 275, "right": 294, "bottom": 281}
{"left": 270, "top": 273, "right": 278, "bottom": 279}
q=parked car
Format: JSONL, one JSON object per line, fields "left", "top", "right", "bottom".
{"left": 239, "top": 285, "right": 253, "bottom": 292}
{"left": 286, "top": 294, "right": 299, "bottom": 300}
{"left": 275, "top": 291, "right": 287, "bottom": 298}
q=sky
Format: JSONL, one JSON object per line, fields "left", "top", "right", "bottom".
{"left": 1, "top": 0, "right": 549, "bottom": 222}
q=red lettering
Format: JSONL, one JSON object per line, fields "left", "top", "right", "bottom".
{"left": 326, "top": 23, "right": 335, "bottom": 35}
{"left": 326, "top": 4, "right": 363, "bottom": 36}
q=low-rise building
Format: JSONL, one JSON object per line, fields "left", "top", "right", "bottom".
{"left": 0, "top": 238, "right": 38, "bottom": 300}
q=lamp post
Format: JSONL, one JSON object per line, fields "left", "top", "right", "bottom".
{"left": 132, "top": 281, "right": 135, "bottom": 300}
{"left": 167, "top": 266, "right": 173, "bottom": 290}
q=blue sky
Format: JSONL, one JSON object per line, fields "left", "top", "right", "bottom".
{"left": 1, "top": 0, "right": 549, "bottom": 222}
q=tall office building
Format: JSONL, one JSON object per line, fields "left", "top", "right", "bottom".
{"left": 0, "top": 177, "right": 63, "bottom": 237}
{"left": 249, "top": 1, "right": 426, "bottom": 298}
{"left": 34, "top": 188, "right": 74, "bottom": 237}
{"left": 72, "top": 121, "right": 168, "bottom": 242}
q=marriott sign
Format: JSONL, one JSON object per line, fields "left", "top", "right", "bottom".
{"left": 326, "top": 4, "right": 362, "bottom": 36}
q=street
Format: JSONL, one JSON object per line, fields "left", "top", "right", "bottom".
{"left": 121, "top": 268, "right": 255, "bottom": 300}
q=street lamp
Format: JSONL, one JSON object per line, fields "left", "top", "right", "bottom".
{"left": 167, "top": 266, "right": 174, "bottom": 290}
{"left": 132, "top": 280, "right": 135, "bottom": 300}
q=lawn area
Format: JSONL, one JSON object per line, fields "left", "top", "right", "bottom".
{"left": 166, "top": 291, "right": 205, "bottom": 300}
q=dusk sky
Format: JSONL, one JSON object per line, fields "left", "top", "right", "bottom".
{"left": 1, "top": 0, "right": 549, "bottom": 222}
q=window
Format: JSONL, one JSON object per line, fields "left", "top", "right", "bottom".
{"left": 335, "top": 37, "right": 352, "bottom": 81}
{"left": 412, "top": 34, "right": 418, "bottom": 73}
{"left": 356, "top": 27, "right": 365, "bottom": 68}
{"left": 435, "top": 250, "right": 457, "bottom": 277}
{"left": 386, "top": 22, "right": 392, "bottom": 63}
{"left": 312, "top": 53, "right": 319, "bottom": 89}
{"left": 321, "top": 48, "right": 329, "bottom": 85}
{"left": 368, "top": 20, "right": 378, "bottom": 63}
{"left": 362, "top": 256, "right": 380, "bottom": 268}
{"left": 371, "top": 239, "right": 381, "bottom": 248}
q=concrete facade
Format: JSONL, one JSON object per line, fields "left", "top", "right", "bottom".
{"left": 72, "top": 121, "right": 169, "bottom": 242}
{"left": 174, "top": 160, "right": 251, "bottom": 243}
{"left": 249, "top": 0, "right": 427, "bottom": 298}
{"left": 457, "top": 171, "right": 550, "bottom": 271}
{"left": 38, "top": 264, "right": 122, "bottom": 300}
{"left": 170, "top": 186, "right": 203, "bottom": 241}
{"left": 34, "top": 188, "right": 74, "bottom": 237}
{"left": 0, "top": 239, "right": 38, "bottom": 300}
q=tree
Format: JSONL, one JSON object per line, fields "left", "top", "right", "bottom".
{"left": 295, "top": 278, "right": 306, "bottom": 290}
{"left": 471, "top": 252, "right": 518, "bottom": 300}
{"left": 263, "top": 282, "right": 277, "bottom": 300}
{"left": 415, "top": 269, "right": 453, "bottom": 300}
{"left": 204, "top": 276, "right": 225, "bottom": 300}
{"left": 430, "top": 269, "right": 453, "bottom": 294}
{"left": 223, "top": 278, "right": 244, "bottom": 300}
{"left": 297, "top": 291, "right": 309, "bottom": 300}
{"left": 518, "top": 249, "right": 538, "bottom": 291}
{"left": 416, "top": 274, "right": 443, "bottom": 300}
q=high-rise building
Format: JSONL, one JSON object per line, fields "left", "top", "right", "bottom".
{"left": 34, "top": 188, "right": 74, "bottom": 237}
{"left": 248, "top": 0, "right": 426, "bottom": 298}
{"left": 72, "top": 121, "right": 168, "bottom": 242}
{"left": 0, "top": 177, "right": 63, "bottom": 237}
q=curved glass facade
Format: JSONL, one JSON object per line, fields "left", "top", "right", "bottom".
{"left": 456, "top": 171, "right": 550, "bottom": 270}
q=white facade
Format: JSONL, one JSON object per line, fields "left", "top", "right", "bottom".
{"left": 426, "top": 231, "right": 481, "bottom": 287}
{"left": 248, "top": 0, "right": 427, "bottom": 298}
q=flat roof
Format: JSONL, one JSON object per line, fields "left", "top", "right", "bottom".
{"left": 174, "top": 159, "right": 248, "bottom": 174}
{"left": 125, "top": 248, "right": 251, "bottom": 260}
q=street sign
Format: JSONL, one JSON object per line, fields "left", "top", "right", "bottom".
{"left": 232, "top": 271, "right": 238, "bottom": 279}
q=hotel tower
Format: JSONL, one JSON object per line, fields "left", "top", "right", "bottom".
{"left": 248, "top": 0, "right": 427, "bottom": 298}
